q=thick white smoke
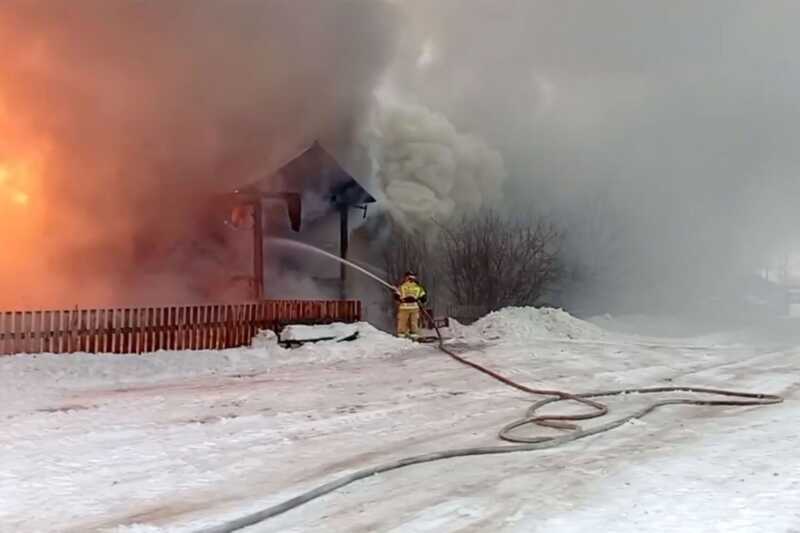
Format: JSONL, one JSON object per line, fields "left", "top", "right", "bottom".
{"left": 364, "top": 100, "right": 506, "bottom": 230}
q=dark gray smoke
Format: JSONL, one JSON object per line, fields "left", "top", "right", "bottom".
{"left": 383, "top": 0, "right": 800, "bottom": 315}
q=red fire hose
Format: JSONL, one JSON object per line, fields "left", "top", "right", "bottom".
{"left": 197, "top": 306, "right": 783, "bottom": 533}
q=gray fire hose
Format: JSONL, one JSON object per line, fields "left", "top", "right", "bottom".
{"left": 196, "top": 305, "right": 783, "bottom": 533}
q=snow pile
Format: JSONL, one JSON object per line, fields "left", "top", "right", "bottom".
{"left": 0, "top": 322, "right": 412, "bottom": 399}
{"left": 268, "top": 322, "right": 415, "bottom": 366}
{"left": 280, "top": 323, "right": 359, "bottom": 342}
{"left": 466, "top": 307, "right": 609, "bottom": 342}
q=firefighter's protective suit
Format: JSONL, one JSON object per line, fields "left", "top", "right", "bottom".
{"left": 394, "top": 274, "right": 427, "bottom": 338}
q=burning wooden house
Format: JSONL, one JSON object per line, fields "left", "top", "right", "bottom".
{"left": 221, "top": 141, "right": 376, "bottom": 300}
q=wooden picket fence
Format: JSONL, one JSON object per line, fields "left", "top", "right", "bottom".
{"left": 0, "top": 300, "right": 361, "bottom": 356}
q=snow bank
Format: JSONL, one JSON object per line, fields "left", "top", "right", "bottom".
{"left": 0, "top": 322, "right": 412, "bottom": 397}
{"left": 463, "top": 307, "right": 608, "bottom": 342}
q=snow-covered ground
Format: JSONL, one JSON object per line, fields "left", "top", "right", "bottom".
{"left": 1, "top": 308, "right": 798, "bottom": 533}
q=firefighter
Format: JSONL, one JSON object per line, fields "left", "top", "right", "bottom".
{"left": 394, "top": 271, "right": 427, "bottom": 338}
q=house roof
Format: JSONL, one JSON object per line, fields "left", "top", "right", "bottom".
{"left": 239, "top": 141, "right": 375, "bottom": 207}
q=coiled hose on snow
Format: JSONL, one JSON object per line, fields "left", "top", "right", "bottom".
{"left": 198, "top": 308, "right": 783, "bottom": 533}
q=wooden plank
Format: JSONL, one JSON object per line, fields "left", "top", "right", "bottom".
{"left": 105, "top": 308, "right": 112, "bottom": 354}
{"left": 93, "top": 309, "right": 101, "bottom": 353}
{"left": 73, "top": 308, "right": 81, "bottom": 353}
{"left": 222, "top": 304, "right": 229, "bottom": 348}
{"left": 121, "top": 308, "right": 128, "bottom": 354}
{"left": 53, "top": 310, "right": 61, "bottom": 354}
{"left": 60, "top": 309, "right": 68, "bottom": 354}
{"left": 62, "top": 309, "right": 68, "bottom": 353}
{"left": 188, "top": 306, "right": 195, "bottom": 349}
{"left": 0, "top": 312, "right": 6, "bottom": 355}
{"left": 105, "top": 309, "right": 113, "bottom": 354}
{"left": 243, "top": 304, "right": 252, "bottom": 346}
{"left": 115, "top": 309, "right": 121, "bottom": 354}
{"left": 183, "top": 306, "right": 191, "bottom": 350}
{"left": 165, "top": 307, "right": 174, "bottom": 350}
{"left": 175, "top": 307, "right": 183, "bottom": 350}
{"left": 200, "top": 306, "right": 208, "bottom": 350}
{"left": 236, "top": 304, "right": 245, "bottom": 347}
{"left": 156, "top": 307, "right": 164, "bottom": 352}
{"left": 131, "top": 307, "right": 140, "bottom": 354}
{"left": 190, "top": 306, "right": 198, "bottom": 350}
{"left": 161, "top": 307, "right": 169, "bottom": 350}
{"left": 83, "top": 309, "right": 92, "bottom": 353}
{"left": 97, "top": 309, "right": 105, "bottom": 354}
{"left": 137, "top": 307, "right": 145, "bottom": 354}
{"left": 101, "top": 309, "right": 108, "bottom": 353}
{"left": 210, "top": 305, "right": 217, "bottom": 349}
{"left": 62, "top": 309, "right": 71, "bottom": 353}
{"left": 9, "top": 310, "right": 16, "bottom": 354}
{"left": 149, "top": 307, "right": 157, "bottom": 352}
{"left": 47, "top": 310, "right": 55, "bottom": 354}
{"left": 139, "top": 307, "right": 147, "bottom": 354}
{"left": 202, "top": 306, "right": 209, "bottom": 349}
{"left": 12, "top": 311, "right": 20, "bottom": 354}
{"left": 222, "top": 304, "right": 230, "bottom": 348}
{"left": 130, "top": 309, "right": 136, "bottom": 354}
{"left": 76, "top": 309, "right": 85, "bottom": 353}
{"left": 129, "top": 308, "right": 137, "bottom": 354}
{"left": 119, "top": 308, "right": 128, "bottom": 354}
{"left": 110, "top": 309, "right": 118, "bottom": 354}
{"left": 173, "top": 306, "right": 178, "bottom": 350}
{"left": 226, "top": 305, "right": 234, "bottom": 348}
{"left": 152, "top": 307, "right": 158, "bottom": 353}
{"left": 194, "top": 306, "right": 202, "bottom": 350}
{"left": 199, "top": 306, "right": 208, "bottom": 350}
{"left": 243, "top": 304, "right": 251, "bottom": 346}
{"left": 149, "top": 307, "right": 156, "bottom": 353}
{"left": 2, "top": 312, "right": 9, "bottom": 355}
{"left": 185, "top": 306, "right": 192, "bottom": 350}
{"left": 213, "top": 305, "right": 222, "bottom": 349}
{"left": 197, "top": 306, "right": 204, "bottom": 349}
{"left": 86, "top": 309, "right": 95, "bottom": 353}
{"left": 134, "top": 308, "right": 141, "bottom": 354}
{"left": 22, "top": 311, "right": 31, "bottom": 353}
{"left": 175, "top": 306, "right": 183, "bottom": 350}
{"left": 249, "top": 303, "right": 257, "bottom": 344}
{"left": 232, "top": 305, "right": 240, "bottom": 347}
{"left": 206, "top": 305, "right": 214, "bottom": 350}
{"left": 143, "top": 308, "right": 151, "bottom": 353}
{"left": 207, "top": 305, "right": 215, "bottom": 350}
{"left": 44, "top": 310, "right": 52, "bottom": 353}
{"left": 241, "top": 304, "right": 248, "bottom": 346}
{"left": 32, "top": 311, "right": 41, "bottom": 353}
{"left": 118, "top": 308, "right": 126, "bottom": 354}
{"left": 1, "top": 312, "right": 8, "bottom": 355}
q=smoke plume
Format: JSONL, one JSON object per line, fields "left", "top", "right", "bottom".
{"left": 379, "top": 0, "right": 800, "bottom": 315}
{"left": 363, "top": 100, "right": 506, "bottom": 231}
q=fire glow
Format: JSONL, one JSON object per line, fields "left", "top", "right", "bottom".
{"left": 0, "top": 161, "right": 33, "bottom": 207}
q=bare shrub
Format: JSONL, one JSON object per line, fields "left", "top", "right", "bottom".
{"left": 437, "top": 210, "right": 562, "bottom": 314}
